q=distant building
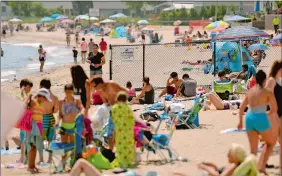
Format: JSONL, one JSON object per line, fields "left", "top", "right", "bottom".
{"left": 92, "top": 1, "right": 126, "bottom": 18}
{"left": 1, "top": 2, "right": 13, "bottom": 20}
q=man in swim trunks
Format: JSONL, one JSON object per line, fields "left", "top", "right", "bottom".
{"left": 40, "top": 79, "right": 59, "bottom": 163}
{"left": 91, "top": 77, "right": 127, "bottom": 150}
{"left": 159, "top": 72, "right": 183, "bottom": 98}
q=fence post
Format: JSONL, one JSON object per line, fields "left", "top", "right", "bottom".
{"left": 213, "top": 42, "right": 216, "bottom": 76}
{"left": 143, "top": 44, "right": 145, "bottom": 78}
{"left": 109, "top": 44, "right": 113, "bottom": 80}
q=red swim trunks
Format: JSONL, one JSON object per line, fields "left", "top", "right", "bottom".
{"left": 167, "top": 86, "right": 177, "bottom": 95}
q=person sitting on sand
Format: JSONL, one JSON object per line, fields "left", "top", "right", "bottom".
{"left": 199, "top": 143, "right": 258, "bottom": 176}
{"left": 176, "top": 74, "right": 197, "bottom": 98}
{"left": 131, "top": 77, "right": 154, "bottom": 104}
{"left": 217, "top": 70, "right": 230, "bottom": 81}
{"left": 126, "top": 81, "right": 136, "bottom": 101}
{"left": 229, "top": 64, "right": 249, "bottom": 81}
{"left": 159, "top": 72, "right": 182, "bottom": 98}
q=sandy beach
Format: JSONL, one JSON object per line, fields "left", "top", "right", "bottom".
{"left": 1, "top": 24, "right": 281, "bottom": 176}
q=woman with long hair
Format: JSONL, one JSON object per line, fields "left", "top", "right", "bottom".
{"left": 130, "top": 77, "right": 154, "bottom": 104}
{"left": 237, "top": 70, "right": 277, "bottom": 174}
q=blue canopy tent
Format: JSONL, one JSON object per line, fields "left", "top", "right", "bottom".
{"left": 115, "top": 26, "right": 128, "bottom": 37}
{"left": 51, "top": 14, "right": 61, "bottom": 19}
{"left": 40, "top": 17, "right": 53, "bottom": 23}
{"left": 109, "top": 13, "right": 128, "bottom": 19}
{"left": 224, "top": 15, "right": 250, "bottom": 22}
{"left": 255, "top": 1, "right": 260, "bottom": 12}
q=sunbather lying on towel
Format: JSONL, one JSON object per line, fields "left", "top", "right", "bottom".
{"left": 203, "top": 91, "right": 241, "bottom": 111}
{"left": 198, "top": 143, "right": 258, "bottom": 176}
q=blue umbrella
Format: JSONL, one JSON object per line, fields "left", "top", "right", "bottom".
{"left": 212, "top": 26, "right": 269, "bottom": 41}
{"left": 248, "top": 44, "right": 269, "bottom": 50}
{"left": 51, "top": 13, "right": 61, "bottom": 19}
{"left": 224, "top": 15, "right": 250, "bottom": 22}
{"left": 271, "top": 34, "right": 282, "bottom": 45}
{"left": 40, "top": 17, "right": 53, "bottom": 23}
{"left": 255, "top": 1, "right": 260, "bottom": 12}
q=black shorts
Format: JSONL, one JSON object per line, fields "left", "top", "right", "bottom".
{"left": 39, "top": 57, "right": 45, "bottom": 61}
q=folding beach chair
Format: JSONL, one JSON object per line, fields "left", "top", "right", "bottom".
{"left": 232, "top": 155, "right": 258, "bottom": 176}
{"left": 175, "top": 95, "right": 205, "bottom": 129}
{"left": 146, "top": 113, "right": 182, "bottom": 163}
{"left": 213, "top": 80, "right": 233, "bottom": 100}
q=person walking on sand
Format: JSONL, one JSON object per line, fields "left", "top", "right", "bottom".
{"left": 38, "top": 45, "right": 46, "bottom": 72}
{"left": 80, "top": 38, "right": 88, "bottom": 64}
{"left": 75, "top": 32, "right": 79, "bottom": 47}
{"left": 99, "top": 38, "right": 107, "bottom": 55}
{"left": 66, "top": 33, "right": 71, "bottom": 47}
{"left": 87, "top": 44, "right": 105, "bottom": 80}
{"left": 237, "top": 70, "right": 277, "bottom": 175}
{"left": 88, "top": 38, "right": 95, "bottom": 56}
{"left": 72, "top": 47, "right": 78, "bottom": 64}
{"left": 273, "top": 16, "right": 280, "bottom": 34}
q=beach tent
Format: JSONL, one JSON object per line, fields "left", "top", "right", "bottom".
{"left": 137, "top": 20, "right": 149, "bottom": 25}
{"left": 75, "top": 15, "right": 98, "bottom": 21}
{"left": 51, "top": 14, "right": 61, "bottom": 19}
{"left": 9, "top": 18, "right": 22, "bottom": 22}
{"left": 100, "top": 19, "right": 116, "bottom": 23}
{"left": 210, "top": 42, "right": 254, "bottom": 73}
{"left": 115, "top": 26, "right": 128, "bottom": 37}
{"left": 109, "top": 29, "right": 119, "bottom": 38}
{"left": 40, "top": 17, "right": 53, "bottom": 23}
{"left": 109, "top": 13, "right": 128, "bottom": 19}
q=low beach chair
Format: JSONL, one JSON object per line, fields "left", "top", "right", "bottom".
{"left": 213, "top": 80, "right": 233, "bottom": 100}
{"left": 145, "top": 113, "right": 182, "bottom": 162}
{"left": 232, "top": 155, "right": 258, "bottom": 176}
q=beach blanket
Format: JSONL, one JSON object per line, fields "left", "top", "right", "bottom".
{"left": 220, "top": 128, "right": 246, "bottom": 134}
{"left": 1, "top": 148, "right": 20, "bottom": 155}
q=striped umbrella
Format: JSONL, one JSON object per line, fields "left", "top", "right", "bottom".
{"left": 212, "top": 26, "right": 269, "bottom": 41}
{"left": 212, "top": 26, "right": 227, "bottom": 33}
{"left": 205, "top": 20, "right": 229, "bottom": 29}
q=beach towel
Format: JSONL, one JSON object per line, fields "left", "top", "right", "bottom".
{"left": 15, "top": 109, "right": 32, "bottom": 132}
{"left": 86, "top": 152, "right": 112, "bottom": 170}
{"left": 145, "top": 103, "right": 165, "bottom": 111}
{"left": 220, "top": 128, "right": 246, "bottom": 134}
{"left": 1, "top": 148, "right": 21, "bottom": 155}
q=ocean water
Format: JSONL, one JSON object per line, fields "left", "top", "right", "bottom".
{"left": 1, "top": 42, "right": 73, "bottom": 82}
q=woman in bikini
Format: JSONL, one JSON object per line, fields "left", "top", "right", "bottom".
{"left": 58, "top": 84, "right": 85, "bottom": 169}
{"left": 237, "top": 70, "right": 277, "bottom": 174}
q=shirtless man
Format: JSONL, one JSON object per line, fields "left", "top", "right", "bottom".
{"left": 90, "top": 77, "right": 127, "bottom": 150}
{"left": 39, "top": 79, "right": 59, "bottom": 163}
{"left": 159, "top": 72, "right": 183, "bottom": 98}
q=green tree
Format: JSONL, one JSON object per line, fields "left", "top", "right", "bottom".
{"left": 125, "top": 2, "right": 145, "bottom": 17}
{"left": 217, "top": 4, "right": 227, "bottom": 20}
{"left": 160, "top": 11, "right": 169, "bottom": 21}
{"left": 210, "top": 5, "right": 216, "bottom": 17}
{"left": 275, "top": 0, "right": 282, "bottom": 8}
{"left": 230, "top": 4, "right": 236, "bottom": 15}
{"left": 199, "top": 6, "right": 207, "bottom": 18}
{"left": 205, "top": 6, "right": 211, "bottom": 17}
{"left": 189, "top": 8, "right": 198, "bottom": 19}
{"left": 8, "top": 1, "right": 33, "bottom": 16}
{"left": 179, "top": 8, "right": 189, "bottom": 20}
{"left": 32, "top": 2, "right": 48, "bottom": 17}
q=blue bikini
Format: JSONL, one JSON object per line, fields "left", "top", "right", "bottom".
{"left": 245, "top": 105, "right": 270, "bottom": 132}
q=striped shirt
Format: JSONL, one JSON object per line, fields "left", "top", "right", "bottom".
{"left": 31, "top": 104, "right": 44, "bottom": 123}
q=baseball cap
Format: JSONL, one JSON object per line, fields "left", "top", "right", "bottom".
{"left": 36, "top": 88, "right": 52, "bottom": 102}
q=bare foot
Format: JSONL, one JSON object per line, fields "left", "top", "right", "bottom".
{"left": 27, "top": 167, "right": 39, "bottom": 174}
{"left": 259, "top": 169, "right": 268, "bottom": 175}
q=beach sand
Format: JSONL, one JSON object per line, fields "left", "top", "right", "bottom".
{"left": 1, "top": 24, "right": 281, "bottom": 175}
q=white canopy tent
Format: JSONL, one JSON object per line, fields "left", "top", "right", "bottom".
{"left": 162, "top": 3, "right": 194, "bottom": 11}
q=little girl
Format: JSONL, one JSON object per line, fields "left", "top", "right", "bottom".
{"left": 126, "top": 81, "right": 136, "bottom": 101}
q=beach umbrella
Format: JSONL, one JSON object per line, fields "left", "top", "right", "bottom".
{"left": 212, "top": 26, "right": 227, "bottom": 33}
{"left": 75, "top": 15, "right": 89, "bottom": 20}
{"left": 224, "top": 15, "right": 250, "bottom": 22}
{"left": 248, "top": 43, "right": 269, "bottom": 50}
{"left": 109, "top": 13, "right": 128, "bottom": 19}
{"left": 173, "top": 20, "right": 182, "bottom": 26}
{"left": 51, "top": 13, "right": 61, "bottom": 19}
{"left": 90, "top": 17, "right": 99, "bottom": 21}
{"left": 212, "top": 26, "right": 269, "bottom": 41}
{"left": 205, "top": 20, "right": 229, "bottom": 29}
{"left": 137, "top": 20, "right": 149, "bottom": 25}
{"left": 40, "top": 17, "right": 53, "bottom": 23}
{"left": 60, "top": 19, "right": 74, "bottom": 24}
{"left": 100, "top": 19, "right": 116, "bottom": 23}
{"left": 56, "top": 15, "right": 68, "bottom": 20}
{"left": 9, "top": 18, "right": 22, "bottom": 22}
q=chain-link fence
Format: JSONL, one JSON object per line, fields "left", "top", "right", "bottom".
{"left": 109, "top": 40, "right": 281, "bottom": 89}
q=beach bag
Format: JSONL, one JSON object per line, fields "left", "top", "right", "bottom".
{"left": 140, "top": 112, "right": 160, "bottom": 122}
{"left": 86, "top": 152, "right": 112, "bottom": 170}
{"left": 15, "top": 96, "right": 32, "bottom": 132}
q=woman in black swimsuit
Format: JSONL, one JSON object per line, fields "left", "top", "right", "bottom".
{"left": 131, "top": 77, "right": 154, "bottom": 104}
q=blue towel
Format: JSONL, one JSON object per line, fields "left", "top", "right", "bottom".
{"left": 1, "top": 148, "right": 21, "bottom": 155}
{"left": 165, "top": 94, "right": 173, "bottom": 101}
{"left": 145, "top": 103, "right": 165, "bottom": 111}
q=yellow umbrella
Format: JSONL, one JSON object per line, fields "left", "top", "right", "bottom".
{"left": 173, "top": 20, "right": 182, "bottom": 26}
{"left": 205, "top": 20, "right": 229, "bottom": 29}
